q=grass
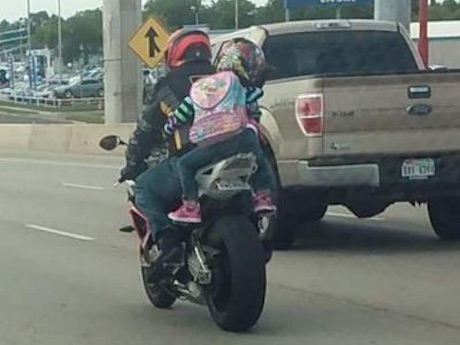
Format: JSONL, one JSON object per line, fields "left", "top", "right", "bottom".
{"left": 0, "top": 98, "right": 105, "bottom": 123}
{"left": 64, "top": 112, "right": 105, "bottom": 124}
{"left": 0, "top": 106, "right": 35, "bottom": 114}
{"left": 0, "top": 101, "right": 105, "bottom": 124}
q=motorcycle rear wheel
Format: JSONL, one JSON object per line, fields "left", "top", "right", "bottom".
{"left": 205, "top": 216, "right": 266, "bottom": 332}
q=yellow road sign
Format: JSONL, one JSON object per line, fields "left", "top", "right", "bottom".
{"left": 129, "top": 16, "right": 170, "bottom": 68}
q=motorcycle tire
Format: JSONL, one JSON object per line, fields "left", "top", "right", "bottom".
{"left": 140, "top": 250, "right": 176, "bottom": 309}
{"left": 204, "top": 216, "right": 266, "bottom": 332}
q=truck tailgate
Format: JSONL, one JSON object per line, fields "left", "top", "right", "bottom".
{"left": 321, "top": 72, "right": 460, "bottom": 157}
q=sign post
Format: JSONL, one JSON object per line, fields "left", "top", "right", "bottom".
{"left": 8, "top": 56, "right": 15, "bottom": 90}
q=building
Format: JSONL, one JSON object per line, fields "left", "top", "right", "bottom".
{"left": 411, "top": 21, "right": 460, "bottom": 68}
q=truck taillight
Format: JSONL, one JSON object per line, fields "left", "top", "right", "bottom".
{"left": 295, "top": 94, "right": 324, "bottom": 137}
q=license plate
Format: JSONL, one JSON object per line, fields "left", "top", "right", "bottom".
{"left": 401, "top": 158, "right": 435, "bottom": 179}
{"left": 216, "top": 180, "right": 250, "bottom": 191}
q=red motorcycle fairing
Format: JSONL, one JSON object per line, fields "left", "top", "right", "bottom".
{"left": 128, "top": 201, "right": 153, "bottom": 250}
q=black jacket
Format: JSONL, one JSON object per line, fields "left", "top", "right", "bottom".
{"left": 125, "top": 61, "right": 215, "bottom": 166}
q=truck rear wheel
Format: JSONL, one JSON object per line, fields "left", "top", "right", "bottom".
{"left": 302, "top": 203, "right": 328, "bottom": 222}
{"left": 428, "top": 196, "right": 460, "bottom": 240}
{"left": 271, "top": 213, "right": 296, "bottom": 250}
{"left": 271, "top": 187, "right": 328, "bottom": 250}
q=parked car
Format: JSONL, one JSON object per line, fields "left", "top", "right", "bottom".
{"left": 33, "top": 84, "right": 54, "bottom": 98}
{"left": 54, "top": 78, "right": 104, "bottom": 98}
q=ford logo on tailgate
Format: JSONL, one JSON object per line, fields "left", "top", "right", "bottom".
{"left": 407, "top": 104, "right": 433, "bottom": 116}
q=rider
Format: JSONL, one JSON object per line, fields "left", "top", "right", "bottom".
{"left": 120, "top": 28, "right": 215, "bottom": 269}
{"left": 164, "top": 38, "right": 277, "bottom": 224}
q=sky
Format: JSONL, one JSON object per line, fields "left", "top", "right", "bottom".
{"left": 1, "top": 0, "right": 270, "bottom": 22}
{"left": 1, "top": 0, "right": 450, "bottom": 23}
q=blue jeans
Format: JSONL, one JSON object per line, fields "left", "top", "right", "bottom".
{"left": 134, "top": 157, "right": 182, "bottom": 236}
{"left": 176, "top": 128, "right": 276, "bottom": 201}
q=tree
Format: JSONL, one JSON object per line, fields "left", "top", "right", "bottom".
{"left": 33, "top": 15, "right": 59, "bottom": 49}
{"left": 30, "top": 11, "right": 51, "bottom": 32}
{"left": 63, "top": 9, "right": 103, "bottom": 63}
{"left": 207, "top": 0, "right": 257, "bottom": 29}
{"left": 0, "top": 20, "right": 10, "bottom": 32}
{"left": 254, "top": 0, "right": 285, "bottom": 24}
{"left": 144, "top": 0, "right": 203, "bottom": 29}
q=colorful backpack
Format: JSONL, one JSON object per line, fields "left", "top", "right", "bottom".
{"left": 189, "top": 71, "right": 248, "bottom": 146}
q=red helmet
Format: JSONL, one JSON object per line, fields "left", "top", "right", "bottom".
{"left": 165, "top": 28, "right": 211, "bottom": 68}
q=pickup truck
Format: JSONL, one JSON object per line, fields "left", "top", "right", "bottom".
{"left": 211, "top": 19, "right": 460, "bottom": 249}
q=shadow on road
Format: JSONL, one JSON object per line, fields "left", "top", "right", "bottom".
{"left": 290, "top": 219, "right": 460, "bottom": 255}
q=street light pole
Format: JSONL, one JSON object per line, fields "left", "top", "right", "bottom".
{"left": 190, "top": 5, "right": 199, "bottom": 26}
{"left": 58, "top": 0, "right": 63, "bottom": 83}
{"left": 235, "top": 0, "right": 239, "bottom": 30}
{"left": 26, "top": 0, "right": 31, "bottom": 55}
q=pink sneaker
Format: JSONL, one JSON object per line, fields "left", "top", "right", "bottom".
{"left": 168, "top": 201, "right": 202, "bottom": 224}
{"left": 253, "top": 191, "right": 277, "bottom": 214}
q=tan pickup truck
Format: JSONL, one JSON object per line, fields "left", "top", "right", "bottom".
{"left": 212, "top": 19, "right": 460, "bottom": 249}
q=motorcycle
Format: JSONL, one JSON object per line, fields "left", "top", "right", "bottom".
{"left": 99, "top": 135, "right": 270, "bottom": 332}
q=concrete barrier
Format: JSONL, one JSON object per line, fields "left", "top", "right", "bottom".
{"left": 29, "top": 125, "right": 73, "bottom": 153}
{"left": 0, "top": 125, "right": 33, "bottom": 151}
{"left": 68, "top": 125, "right": 134, "bottom": 155}
{"left": 0, "top": 124, "right": 135, "bottom": 156}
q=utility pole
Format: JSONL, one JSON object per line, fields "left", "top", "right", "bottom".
{"left": 103, "top": 0, "right": 142, "bottom": 123}
{"left": 58, "top": 0, "right": 63, "bottom": 83}
{"left": 336, "top": 7, "right": 341, "bottom": 19}
{"left": 374, "top": 0, "right": 411, "bottom": 33}
{"left": 418, "top": 0, "right": 429, "bottom": 68}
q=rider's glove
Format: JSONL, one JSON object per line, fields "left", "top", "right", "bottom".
{"left": 119, "top": 162, "right": 147, "bottom": 182}
{"left": 163, "top": 117, "right": 177, "bottom": 138}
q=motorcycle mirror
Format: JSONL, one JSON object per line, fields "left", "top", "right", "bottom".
{"left": 99, "top": 135, "right": 126, "bottom": 151}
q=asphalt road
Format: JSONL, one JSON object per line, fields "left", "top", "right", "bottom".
{"left": 1, "top": 150, "right": 459, "bottom": 345}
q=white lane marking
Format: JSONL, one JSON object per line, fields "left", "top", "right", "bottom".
{"left": 25, "top": 224, "right": 94, "bottom": 241}
{"left": 0, "top": 157, "right": 120, "bottom": 170}
{"left": 326, "top": 212, "right": 385, "bottom": 221}
{"left": 62, "top": 183, "right": 104, "bottom": 191}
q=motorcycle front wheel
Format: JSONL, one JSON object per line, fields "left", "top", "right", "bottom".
{"left": 205, "top": 216, "right": 266, "bottom": 332}
{"left": 140, "top": 249, "right": 176, "bottom": 309}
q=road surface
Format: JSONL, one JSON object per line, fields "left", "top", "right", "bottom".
{"left": 0, "top": 150, "right": 459, "bottom": 345}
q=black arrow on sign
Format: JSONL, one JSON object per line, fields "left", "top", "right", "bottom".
{"left": 145, "top": 27, "right": 161, "bottom": 58}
